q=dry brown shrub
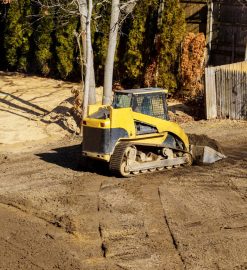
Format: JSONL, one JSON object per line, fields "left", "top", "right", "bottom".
{"left": 71, "top": 87, "right": 83, "bottom": 126}
{"left": 113, "top": 81, "right": 124, "bottom": 91}
{"left": 144, "top": 59, "right": 157, "bottom": 87}
{"left": 180, "top": 32, "right": 206, "bottom": 98}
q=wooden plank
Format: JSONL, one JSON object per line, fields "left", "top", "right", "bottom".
{"left": 222, "top": 69, "right": 226, "bottom": 118}
{"left": 230, "top": 70, "right": 233, "bottom": 118}
{"left": 233, "top": 70, "right": 237, "bottom": 119}
{"left": 207, "top": 61, "right": 247, "bottom": 120}
{"left": 245, "top": 72, "right": 247, "bottom": 119}
{"left": 205, "top": 67, "right": 217, "bottom": 119}
{"left": 243, "top": 72, "right": 247, "bottom": 119}
{"left": 240, "top": 72, "right": 243, "bottom": 119}
{"left": 240, "top": 71, "right": 244, "bottom": 119}
{"left": 240, "top": 72, "right": 242, "bottom": 119}
{"left": 235, "top": 70, "right": 239, "bottom": 119}
{"left": 229, "top": 70, "right": 234, "bottom": 119}
{"left": 229, "top": 70, "right": 232, "bottom": 119}
{"left": 228, "top": 69, "right": 231, "bottom": 119}
{"left": 237, "top": 71, "right": 242, "bottom": 120}
{"left": 222, "top": 70, "right": 225, "bottom": 118}
{"left": 235, "top": 71, "right": 239, "bottom": 120}
{"left": 211, "top": 68, "right": 216, "bottom": 119}
{"left": 226, "top": 69, "right": 229, "bottom": 118}
{"left": 216, "top": 61, "right": 247, "bottom": 72}
{"left": 226, "top": 69, "right": 230, "bottom": 118}
{"left": 230, "top": 70, "right": 234, "bottom": 119}
{"left": 219, "top": 69, "right": 223, "bottom": 118}
{"left": 219, "top": 69, "right": 222, "bottom": 118}
{"left": 229, "top": 69, "right": 233, "bottom": 119}
{"left": 216, "top": 69, "right": 221, "bottom": 118}
{"left": 205, "top": 68, "right": 209, "bottom": 118}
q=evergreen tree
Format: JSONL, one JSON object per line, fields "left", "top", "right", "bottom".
{"left": 122, "top": 1, "right": 149, "bottom": 84}
{"left": 121, "top": 0, "right": 158, "bottom": 86}
{"left": 34, "top": 7, "right": 54, "bottom": 76}
{"left": 93, "top": 2, "right": 111, "bottom": 85}
{"left": 156, "top": 0, "right": 186, "bottom": 90}
{"left": 55, "top": 17, "right": 78, "bottom": 79}
{"left": 3, "top": 0, "right": 22, "bottom": 69}
{"left": 121, "top": 0, "right": 185, "bottom": 90}
{"left": 3, "top": 0, "right": 32, "bottom": 71}
{"left": 0, "top": 3, "right": 8, "bottom": 69}
{"left": 0, "top": 0, "right": 186, "bottom": 89}
{"left": 18, "top": 0, "right": 32, "bottom": 71}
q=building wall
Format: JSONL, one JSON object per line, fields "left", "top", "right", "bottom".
{"left": 210, "top": 0, "right": 247, "bottom": 66}
{"left": 181, "top": 0, "right": 208, "bottom": 34}
{"left": 181, "top": 0, "right": 247, "bottom": 66}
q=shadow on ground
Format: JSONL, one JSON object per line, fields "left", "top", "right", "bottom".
{"left": 36, "top": 142, "right": 246, "bottom": 178}
{"left": 0, "top": 90, "right": 49, "bottom": 116}
{"left": 36, "top": 144, "right": 111, "bottom": 176}
{"left": 0, "top": 88, "right": 78, "bottom": 134}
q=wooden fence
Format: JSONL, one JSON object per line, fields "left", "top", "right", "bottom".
{"left": 205, "top": 61, "right": 247, "bottom": 120}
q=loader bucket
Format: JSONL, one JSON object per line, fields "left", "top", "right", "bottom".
{"left": 190, "top": 145, "right": 227, "bottom": 164}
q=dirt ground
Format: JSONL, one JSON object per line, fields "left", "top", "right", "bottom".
{"left": 0, "top": 73, "right": 247, "bottom": 270}
{"left": 0, "top": 72, "right": 103, "bottom": 152}
{"left": 0, "top": 72, "right": 75, "bottom": 149}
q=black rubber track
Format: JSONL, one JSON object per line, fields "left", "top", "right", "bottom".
{"left": 109, "top": 142, "right": 132, "bottom": 177}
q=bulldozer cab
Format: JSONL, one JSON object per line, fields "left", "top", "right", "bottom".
{"left": 112, "top": 88, "right": 169, "bottom": 120}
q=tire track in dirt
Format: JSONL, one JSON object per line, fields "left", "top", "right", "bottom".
{"left": 63, "top": 174, "right": 109, "bottom": 269}
{"left": 0, "top": 145, "right": 109, "bottom": 269}
{"left": 158, "top": 162, "right": 247, "bottom": 270}
{"left": 156, "top": 188, "right": 186, "bottom": 269}
{"left": 98, "top": 180, "right": 163, "bottom": 269}
{"left": 97, "top": 179, "right": 187, "bottom": 269}
{"left": 0, "top": 138, "right": 247, "bottom": 269}
{"left": 0, "top": 203, "right": 82, "bottom": 270}
{"left": 141, "top": 184, "right": 185, "bottom": 270}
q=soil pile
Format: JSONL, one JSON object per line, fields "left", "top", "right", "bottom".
{"left": 43, "top": 87, "right": 104, "bottom": 135}
{"left": 168, "top": 110, "right": 194, "bottom": 123}
{"left": 168, "top": 101, "right": 195, "bottom": 123}
{"left": 43, "top": 97, "right": 81, "bottom": 135}
{"left": 188, "top": 134, "right": 224, "bottom": 154}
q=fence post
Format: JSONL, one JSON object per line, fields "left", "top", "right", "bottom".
{"left": 205, "top": 67, "right": 217, "bottom": 119}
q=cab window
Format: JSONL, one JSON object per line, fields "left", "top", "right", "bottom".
{"left": 112, "top": 93, "right": 131, "bottom": 108}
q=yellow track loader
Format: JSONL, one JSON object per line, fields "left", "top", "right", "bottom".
{"left": 81, "top": 88, "right": 225, "bottom": 177}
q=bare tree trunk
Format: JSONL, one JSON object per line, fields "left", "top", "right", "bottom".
{"left": 154, "top": 0, "right": 165, "bottom": 85}
{"left": 89, "top": 54, "right": 96, "bottom": 105}
{"left": 78, "top": 0, "right": 96, "bottom": 109}
{"left": 81, "top": 16, "right": 96, "bottom": 106}
{"left": 103, "top": 0, "right": 120, "bottom": 105}
{"left": 157, "top": 0, "right": 164, "bottom": 28}
{"left": 82, "top": 0, "right": 93, "bottom": 119}
{"left": 245, "top": 41, "right": 247, "bottom": 61}
{"left": 74, "top": 30, "right": 84, "bottom": 90}
{"left": 78, "top": 0, "right": 87, "bottom": 62}
{"left": 206, "top": 0, "right": 213, "bottom": 66}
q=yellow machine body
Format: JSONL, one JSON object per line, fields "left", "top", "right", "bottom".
{"left": 82, "top": 88, "right": 189, "bottom": 163}
{"left": 82, "top": 88, "right": 225, "bottom": 177}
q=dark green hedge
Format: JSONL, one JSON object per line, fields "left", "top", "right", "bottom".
{"left": 0, "top": 0, "right": 185, "bottom": 90}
